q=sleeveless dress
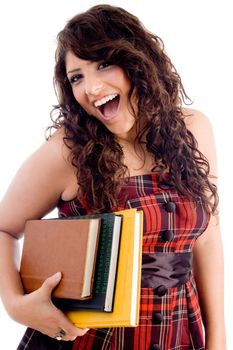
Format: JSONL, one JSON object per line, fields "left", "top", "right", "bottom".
{"left": 17, "top": 173, "right": 209, "bottom": 350}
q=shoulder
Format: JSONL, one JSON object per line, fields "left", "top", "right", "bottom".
{"left": 29, "top": 127, "right": 77, "bottom": 199}
{"left": 20, "top": 127, "right": 73, "bottom": 187}
{"left": 41, "top": 127, "right": 70, "bottom": 162}
{"left": 0, "top": 128, "right": 77, "bottom": 237}
{"left": 182, "top": 107, "right": 215, "bottom": 151}
{"left": 31, "top": 127, "right": 75, "bottom": 174}
{"left": 182, "top": 107, "right": 218, "bottom": 179}
{"left": 182, "top": 107, "right": 213, "bottom": 135}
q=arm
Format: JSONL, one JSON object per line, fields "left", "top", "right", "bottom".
{"left": 193, "top": 218, "right": 225, "bottom": 349}
{"left": 184, "top": 109, "right": 226, "bottom": 349}
{"left": 0, "top": 130, "right": 88, "bottom": 340}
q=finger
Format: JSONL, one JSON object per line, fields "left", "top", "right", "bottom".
{"left": 60, "top": 327, "right": 90, "bottom": 341}
{"left": 40, "top": 272, "right": 62, "bottom": 297}
{"left": 60, "top": 319, "right": 89, "bottom": 340}
{"left": 70, "top": 327, "right": 90, "bottom": 339}
{"left": 54, "top": 312, "right": 90, "bottom": 340}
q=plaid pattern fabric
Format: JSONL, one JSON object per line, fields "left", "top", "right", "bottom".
{"left": 17, "top": 173, "right": 209, "bottom": 350}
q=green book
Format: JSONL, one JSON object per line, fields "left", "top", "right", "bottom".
{"left": 53, "top": 213, "right": 122, "bottom": 312}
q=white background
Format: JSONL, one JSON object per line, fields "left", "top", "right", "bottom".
{"left": 0, "top": 0, "right": 232, "bottom": 348}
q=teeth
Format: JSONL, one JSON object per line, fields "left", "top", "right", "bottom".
{"left": 94, "top": 94, "right": 118, "bottom": 107}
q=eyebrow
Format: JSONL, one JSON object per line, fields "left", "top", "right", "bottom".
{"left": 67, "top": 61, "right": 94, "bottom": 75}
{"left": 67, "top": 68, "right": 81, "bottom": 74}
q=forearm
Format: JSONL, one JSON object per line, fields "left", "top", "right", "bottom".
{"left": 0, "top": 231, "right": 24, "bottom": 317}
{"left": 193, "top": 224, "right": 226, "bottom": 349}
{"left": 0, "top": 229, "right": 88, "bottom": 339}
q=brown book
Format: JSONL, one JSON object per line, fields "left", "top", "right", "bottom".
{"left": 20, "top": 218, "right": 101, "bottom": 299}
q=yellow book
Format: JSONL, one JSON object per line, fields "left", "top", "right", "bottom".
{"left": 66, "top": 208, "right": 143, "bottom": 328}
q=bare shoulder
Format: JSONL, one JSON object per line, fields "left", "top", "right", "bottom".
{"left": 182, "top": 107, "right": 218, "bottom": 178}
{"left": 182, "top": 107, "right": 215, "bottom": 150}
{"left": 42, "top": 127, "right": 70, "bottom": 161}
{"left": 182, "top": 107, "right": 213, "bottom": 134}
{"left": 44, "top": 128, "right": 78, "bottom": 200}
{"left": 0, "top": 127, "right": 77, "bottom": 237}
{"left": 23, "top": 128, "right": 74, "bottom": 187}
{"left": 183, "top": 110, "right": 222, "bottom": 239}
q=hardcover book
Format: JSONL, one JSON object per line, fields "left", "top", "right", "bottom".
{"left": 20, "top": 218, "right": 101, "bottom": 299}
{"left": 53, "top": 212, "right": 122, "bottom": 312}
{"left": 66, "top": 208, "right": 143, "bottom": 328}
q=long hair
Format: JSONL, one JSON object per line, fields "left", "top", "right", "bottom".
{"left": 50, "top": 4, "right": 218, "bottom": 214}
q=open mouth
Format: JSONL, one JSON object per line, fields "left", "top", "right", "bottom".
{"left": 97, "top": 94, "right": 120, "bottom": 120}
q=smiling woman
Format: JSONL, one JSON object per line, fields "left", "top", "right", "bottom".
{"left": 0, "top": 3, "right": 226, "bottom": 350}
{"left": 51, "top": 5, "right": 218, "bottom": 216}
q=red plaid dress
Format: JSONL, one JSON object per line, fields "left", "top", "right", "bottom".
{"left": 17, "top": 173, "right": 209, "bottom": 350}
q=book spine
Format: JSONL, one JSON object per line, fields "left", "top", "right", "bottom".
{"left": 94, "top": 216, "right": 113, "bottom": 295}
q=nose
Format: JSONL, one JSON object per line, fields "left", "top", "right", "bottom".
{"left": 84, "top": 75, "right": 103, "bottom": 97}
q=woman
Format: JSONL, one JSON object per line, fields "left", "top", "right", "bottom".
{"left": 0, "top": 4, "right": 226, "bottom": 350}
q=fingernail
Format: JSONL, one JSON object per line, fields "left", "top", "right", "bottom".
{"left": 54, "top": 272, "right": 61, "bottom": 279}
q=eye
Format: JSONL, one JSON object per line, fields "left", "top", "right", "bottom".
{"left": 69, "top": 74, "right": 83, "bottom": 85}
{"left": 98, "top": 61, "right": 112, "bottom": 70}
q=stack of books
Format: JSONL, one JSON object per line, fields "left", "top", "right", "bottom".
{"left": 20, "top": 208, "right": 143, "bottom": 328}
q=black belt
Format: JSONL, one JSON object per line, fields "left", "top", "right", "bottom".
{"left": 141, "top": 252, "right": 192, "bottom": 295}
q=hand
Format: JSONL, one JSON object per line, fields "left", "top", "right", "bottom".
{"left": 12, "top": 272, "right": 89, "bottom": 341}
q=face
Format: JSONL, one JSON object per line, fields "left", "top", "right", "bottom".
{"left": 65, "top": 51, "right": 137, "bottom": 140}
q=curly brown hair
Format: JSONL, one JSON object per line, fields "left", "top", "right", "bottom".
{"left": 49, "top": 4, "right": 218, "bottom": 214}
